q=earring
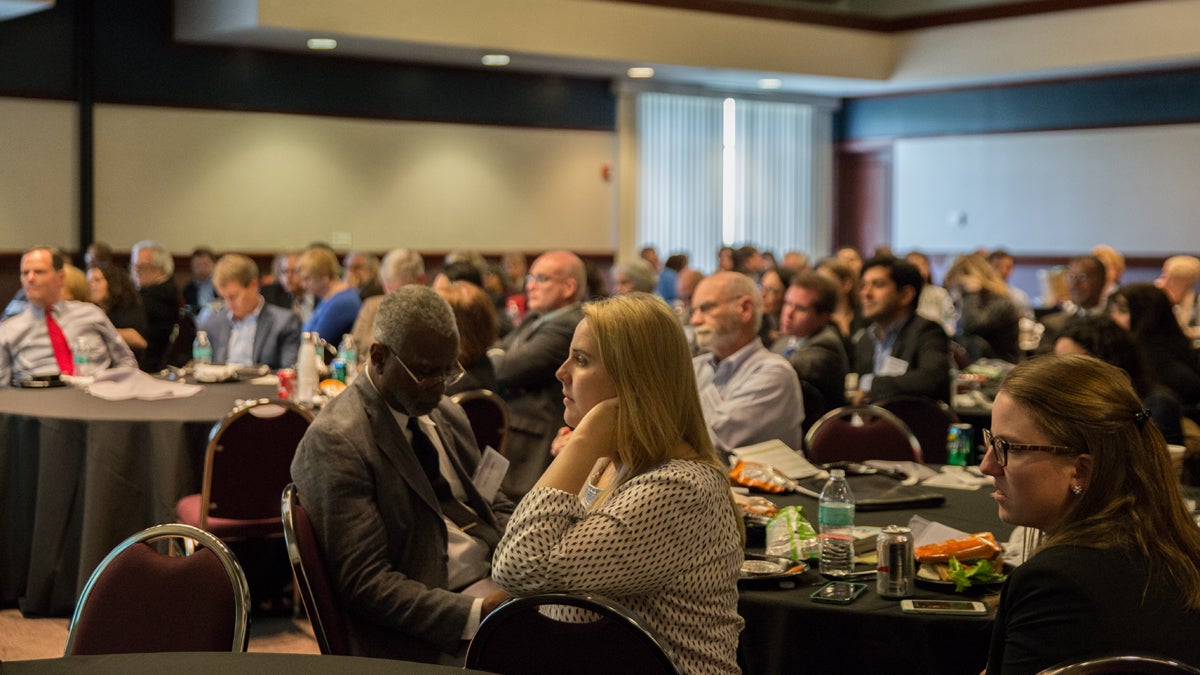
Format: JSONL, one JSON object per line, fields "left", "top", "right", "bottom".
{"left": 1071, "top": 484, "right": 1083, "bottom": 496}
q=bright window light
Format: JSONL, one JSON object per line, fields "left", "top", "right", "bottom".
{"left": 481, "top": 54, "right": 510, "bottom": 66}
{"left": 306, "top": 38, "right": 337, "bottom": 50}
{"left": 722, "top": 97, "right": 737, "bottom": 245}
{"left": 757, "top": 78, "right": 783, "bottom": 90}
{"left": 627, "top": 67, "right": 655, "bottom": 79}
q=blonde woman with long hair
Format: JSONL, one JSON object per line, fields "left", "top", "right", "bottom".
{"left": 491, "top": 293, "right": 743, "bottom": 674}
{"left": 945, "top": 253, "right": 1021, "bottom": 363}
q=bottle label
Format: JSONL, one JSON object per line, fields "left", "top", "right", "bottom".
{"left": 818, "top": 502, "right": 855, "bottom": 528}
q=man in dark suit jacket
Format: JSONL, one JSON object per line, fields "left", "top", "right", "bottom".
{"left": 494, "top": 250, "right": 586, "bottom": 499}
{"left": 854, "top": 256, "right": 951, "bottom": 403}
{"left": 130, "top": 239, "right": 182, "bottom": 372}
{"left": 771, "top": 272, "right": 849, "bottom": 417}
{"left": 1037, "top": 255, "right": 1108, "bottom": 354}
{"left": 291, "top": 286, "right": 513, "bottom": 663}
{"left": 182, "top": 247, "right": 216, "bottom": 316}
{"left": 198, "top": 254, "right": 301, "bottom": 369}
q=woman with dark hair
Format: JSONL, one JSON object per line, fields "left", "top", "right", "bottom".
{"left": 1054, "top": 314, "right": 1183, "bottom": 445}
{"left": 981, "top": 355, "right": 1200, "bottom": 673}
{"left": 1110, "top": 282, "right": 1200, "bottom": 416}
{"left": 435, "top": 281, "right": 499, "bottom": 395}
{"left": 88, "top": 264, "right": 148, "bottom": 352}
{"left": 815, "top": 258, "right": 866, "bottom": 368}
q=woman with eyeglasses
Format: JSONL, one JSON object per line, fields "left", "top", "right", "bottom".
{"left": 491, "top": 293, "right": 744, "bottom": 674}
{"left": 981, "top": 354, "right": 1200, "bottom": 674}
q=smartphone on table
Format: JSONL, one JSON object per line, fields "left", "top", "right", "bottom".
{"left": 810, "top": 581, "right": 868, "bottom": 605}
{"left": 900, "top": 599, "right": 987, "bottom": 615}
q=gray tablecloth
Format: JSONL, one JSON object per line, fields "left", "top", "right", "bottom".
{"left": 0, "top": 652, "right": 493, "bottom": 674}
{"left": 0, "top": 383, "right": 278, "bottom": 616}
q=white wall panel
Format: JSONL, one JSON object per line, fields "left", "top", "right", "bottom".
{"left": 894, "top": 124, "right": 1200, "bottom": 256}
{"left": 94, "top": 104, "right": 615, "bottom": 254}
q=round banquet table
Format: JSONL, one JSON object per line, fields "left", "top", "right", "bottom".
{"left": 0, "top": 652, "right": 493, "bottom": 674}
{"left": 737, "top": 481, "right": 1014, "bottom": 675}
{"left": 0, "top": 381, "right": 278, "bottom": 616}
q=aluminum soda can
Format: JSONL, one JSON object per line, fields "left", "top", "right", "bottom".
{"left": 277, "top": 368, "right": 296, "bottom": 400}
{"left": 876, "top": 525, "right": 915, "bottom": 598}
{"left": 948, "top": 422, "right": 974, "bottom": 465}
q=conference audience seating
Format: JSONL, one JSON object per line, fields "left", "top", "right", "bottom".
{"left": 450, "top": 388, "right": 510, "bottom": 456}
{"left": 281, "top": 483, "right": 352, "bottom": 656}
{"left": 176, "top": 398, "right": 315, "bottom": 540}
{"left": 804, "top": 404, "right": 923, "bottom": 464}
{"left": 65, "top": 523, "right": 250, "bottom": 655}
{"left": 465, "top": 591, "right": 683, "bottom": 675}
{"left": 874, "top": 395, "right": 959, "bottom": 465}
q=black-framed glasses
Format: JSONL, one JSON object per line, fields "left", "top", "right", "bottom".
{"left": 982, "top": 428, "right": 1079, "bottom": 467}
{"left": 389, "top": 349, "right": 465, "bottom": 390}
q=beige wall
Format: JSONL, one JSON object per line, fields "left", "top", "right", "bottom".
{"left": 0, "top": 98, "right": 76, "bottom": 250}
{"left": 90, "top": 104, "right": 615, "bottom": 255}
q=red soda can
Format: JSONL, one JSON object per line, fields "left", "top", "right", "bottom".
{"left": 277, "top": 368, "right": 297, "bottom": 400}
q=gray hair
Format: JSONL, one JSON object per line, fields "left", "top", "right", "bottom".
{"left": 615, "top": 258, "right": 658, "bottom": 293}
{"left": 131, "top": 240, "right": 174, "bottom": 276}
{"left": 380, "top": 248, "right": 425, "bottom": 286}
{"left": 373, "top": 285, "right": 458, "bottom": 354}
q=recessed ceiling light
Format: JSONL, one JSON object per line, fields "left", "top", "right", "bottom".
{"left": 481, "top": 54, "right": 511, "bottom": 67}
{"left": 627, "top": 67, "right": 655, "bottom": 79}
{"left": 757, "top": 78, "right": 783, "bottom": 90}
{"left": 307, "top": 38, "right": 337, "bottom": 50}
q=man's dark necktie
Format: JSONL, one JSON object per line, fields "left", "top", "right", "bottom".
{"left": 46, "top": 307, "right": 74, "bottom": 375}
{"left": 407, "top": 417, "right": 500, "bottom": 548}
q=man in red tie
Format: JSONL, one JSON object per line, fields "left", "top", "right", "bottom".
{"left": 0, "top": 246, "right": 136, "bottom": 388}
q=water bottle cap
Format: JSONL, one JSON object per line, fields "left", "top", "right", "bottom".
{"left": 830, "top": 469, "right": 845, "bottom": 478}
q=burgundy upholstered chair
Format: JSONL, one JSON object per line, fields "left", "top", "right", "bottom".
{"left": 65, "top": 523, "right": 250, "bottom": 655}
{"left": 466, "top": 591, "right": 683, "bottom": 675}
{"left": 804, "top": 404, "right": 923, "bottom": 464}
{"left": 176, "top": 398, "right": 314, "bottom": 540}
{"left": 874, "top": 395, "right": 959, "bottom": 465}
{"left": 450, "top": 388, "right": 510, "bottom": 455}
{"left": 281, "top": 483, "right": 352, "bottom": 655}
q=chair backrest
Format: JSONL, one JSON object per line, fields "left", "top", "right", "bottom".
{"left": 1037, "top": 655, "right": 1200, "bottom": 675}
{"left": 874, "top": 395, "right": 959, "bottom": 464}
{"left": 804, "top": 404, "right": 923, "bottom": 464}
{"left": 450, "top": 388, "right": 510, "bottom": 455}
{"left": 199, "top": 398, "right": 314, "bottom": 529}
{"left": 799, "top": 379, "right": 827, "bottom": 440}
{"left": 465, "top": 591, "right": 684, "bottom": 675}
{"left": 281, "top": 483, "right": 352, "bottom": 656}
{"left": 65, "top": 523, "right": 250, "bottom": 655}
{"left": 159, "top": 308, "right": 198, "bottom": 370}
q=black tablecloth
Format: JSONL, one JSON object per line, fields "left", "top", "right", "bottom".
{"left": 738, "top": 483, "right": 1012, "bottom": 675}
{"left": 0, "top": 383, "right": 278, "bottom": 616}
{"left": 0, "top": 652, "right": 492, "bottom": 674}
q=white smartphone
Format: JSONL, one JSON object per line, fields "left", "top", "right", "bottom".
{"left": 900, "top": 599, "right": 987, "bottom": 615}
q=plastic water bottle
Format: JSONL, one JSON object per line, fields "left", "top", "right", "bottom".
{"left": 337, "top": 333, "right": 357, "bottom": 385}
{"left": 192, "top": 330, "right": 212, "bottom": 365}
{"left": 73, "top": 336, "right": 95, "bottom": 377}
{"left": 818, "top": 469, "right": 856, "bottom": 577}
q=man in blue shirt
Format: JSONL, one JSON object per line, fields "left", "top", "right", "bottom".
{"left": 199, "top": 254, "right": 301, "bottom": 370}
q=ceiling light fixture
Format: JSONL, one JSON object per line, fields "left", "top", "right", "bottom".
{"left": 757, "top": 78, "right": 783, "bottom": 90}
{"left": 481, "top": 54, "right": 511, "bottom": 66}
{"left": 627, "top": 67, "right": 655, "bottom": 79}
{"left": 306, "top": 38, "right": 338, "bottom": 50}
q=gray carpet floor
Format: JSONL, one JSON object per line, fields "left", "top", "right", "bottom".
{"left": 0, "top": 609, "right": 319, "bottom": 661}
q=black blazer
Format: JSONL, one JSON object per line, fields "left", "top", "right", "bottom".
{"left": 855, "top": 313, "right": 951, "bottom": 403}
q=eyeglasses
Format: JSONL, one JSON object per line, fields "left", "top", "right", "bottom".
{"left": 1066, "top": 272, "right": 1089, "bottom": 283}
{"left": 390, "top": 349, "right": 465, "bottom": 390}
{"left": 982, "top": 428, "right": 1079, "bottom": 467}
{"left": 525, "top": 273, "right": 558, "bottom": 285}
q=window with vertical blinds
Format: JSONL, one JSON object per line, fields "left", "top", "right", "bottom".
{"left": 636, "top": 91, "right": 831, "bottom": 273}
